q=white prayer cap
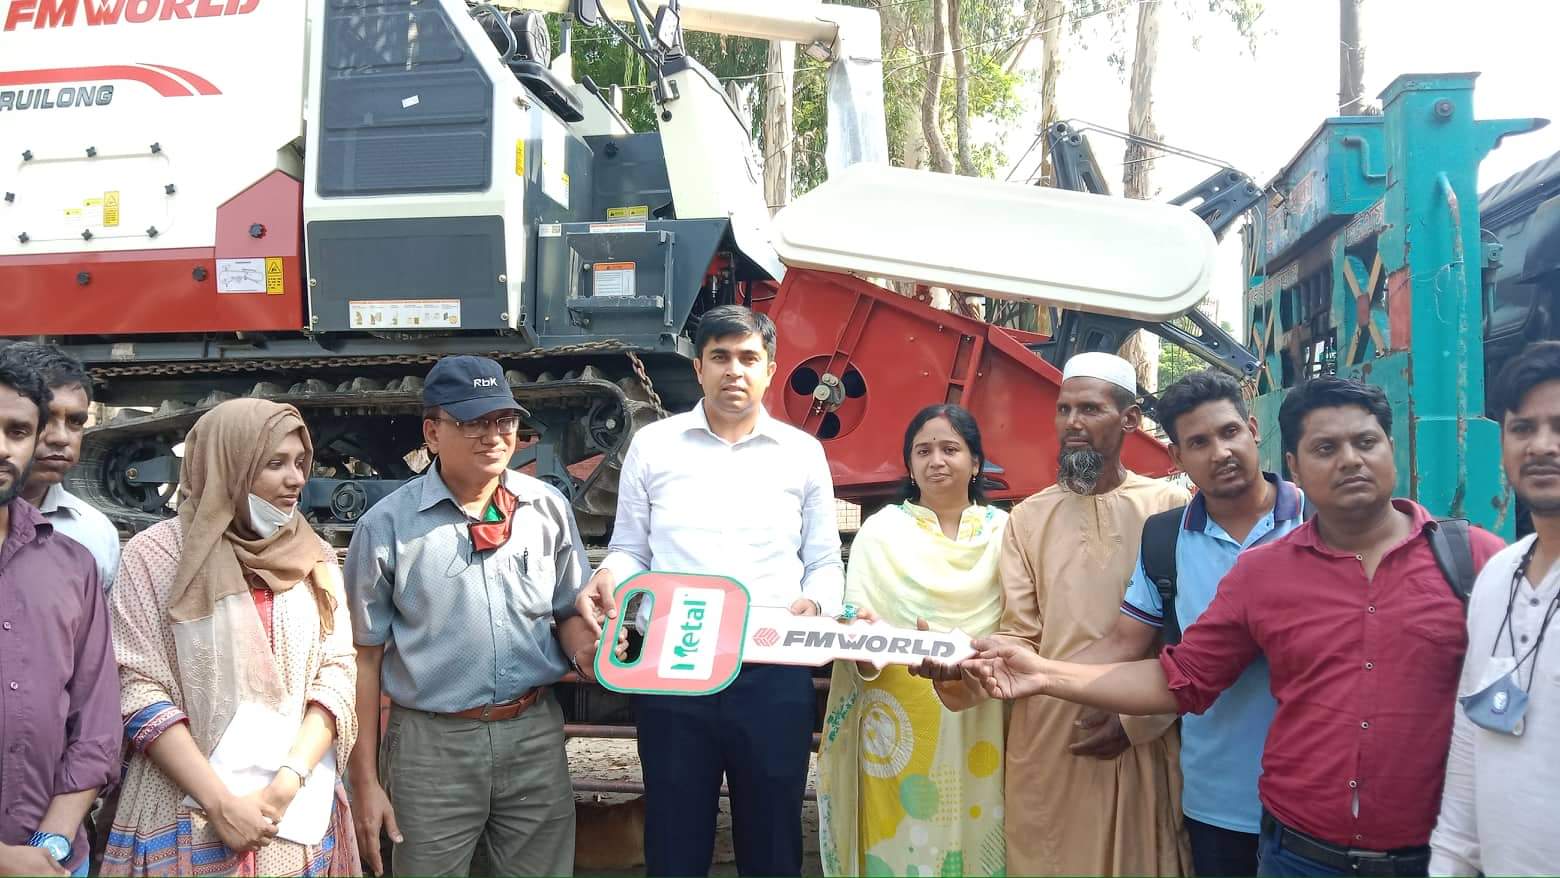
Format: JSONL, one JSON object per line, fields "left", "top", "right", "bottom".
{"left": 1061, "top": 351, "right": 1137, "bottom": 394}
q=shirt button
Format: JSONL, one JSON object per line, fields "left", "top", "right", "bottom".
{"left": 1361, "top": 721, "right": 1370, "bottom": 729}
{"left": 1355, "top": 554, "right": 1364, "bottom": 561}
{"left": 1349, "top": 779, "right": 1358, "bottom": 789}
{"left": 1354, "top": 835, "right": 1363, "bottom": 842}
{"left": 0, "top": 622, "right": 9, "bottom": 631}
{"left": 1365, "top": 662, "right": 1375, "bottom": 670}
{"left": 1367, "top": 606, "right": 1376, "bottom": 614}
{"left": 7, "top": 682, "right": 15, "bottom": 690}
{"left": 1532, "top": 598, "right": 1542, "bottom": 607}
{"left": 1521, "top": 634, "right": 1531, "bottom": 644}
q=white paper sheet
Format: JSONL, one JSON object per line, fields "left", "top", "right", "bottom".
{"left": 182, "top": 702, "right": 337, "bottom": 846}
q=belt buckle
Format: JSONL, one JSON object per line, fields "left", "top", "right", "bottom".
{"left": 1346, "top": 849, "right": 1389, "bottom": 876}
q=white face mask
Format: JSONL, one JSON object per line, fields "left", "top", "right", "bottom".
{"left": 247, "top": 493, "right": 296, "bottom": 539}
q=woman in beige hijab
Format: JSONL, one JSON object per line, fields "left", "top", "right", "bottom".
{"left": 102, "top": 399, "right": 360, "bottom": 876}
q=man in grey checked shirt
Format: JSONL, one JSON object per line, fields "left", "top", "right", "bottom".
{"left": 577, "top": 305, "right": 845, "bottom": 877}
{"left": 344, "top": 355, "right": 597, "bottom": 877}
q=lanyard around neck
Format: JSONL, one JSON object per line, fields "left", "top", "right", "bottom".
{"left": 1495, "top": 540, "right": 1560, "bottom": 690}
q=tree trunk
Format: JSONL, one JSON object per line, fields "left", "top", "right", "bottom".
{"left": 1339, "top": 0, "right": 1366, "bottom": 114}
{"left": 1119, "top": 0, "right": 1161, "bottom": 390}
{"left": 1122, "top": 0, "right": 1160, "bottom": 201}
{"left": 921, "top": 0, "right": 955, "bottom": 174}
{"left": 762, "top": 40, "right": 794, "bottom": 213}
{"left": 948, "top": 0, "right": 976, "bottom": 176}
{"left": 881, "top": 4, "right": 928, "bottom": 168}
{"left": 1036, "top": 0, "right": 1064, "bottom": 185}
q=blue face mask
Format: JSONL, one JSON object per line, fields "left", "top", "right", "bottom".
{"left": 1459, "top": 656, "right": 1528, "bottom": 736}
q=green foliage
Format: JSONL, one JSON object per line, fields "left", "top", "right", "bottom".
{"left": 1158, "top": 315, "right": 1237, "bottom": 386}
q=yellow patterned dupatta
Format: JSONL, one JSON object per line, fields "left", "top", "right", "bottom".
{"left": 818, "top": 502, "right": 1009, "bottom": 877}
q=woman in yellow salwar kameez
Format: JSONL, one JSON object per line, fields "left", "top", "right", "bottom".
{"left": 819, "top": 404, "right": 1008, "bottom": 878}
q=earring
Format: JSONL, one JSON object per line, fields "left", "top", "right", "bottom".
{"left": 910, "top": 478, "right": 917, "bottom": 486}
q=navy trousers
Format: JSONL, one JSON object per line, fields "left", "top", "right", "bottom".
{"left": 1186, "top": 817, "right": 1260, "bottom": 877}
{"left": 633, "top": 664, "right": 816, "bottom": 877}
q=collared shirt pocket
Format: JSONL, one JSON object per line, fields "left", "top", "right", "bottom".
{"left": 510, "top": 543, "right": 556, "bottom": 619}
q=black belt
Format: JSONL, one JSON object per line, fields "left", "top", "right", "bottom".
{"left": 1261, "top": 812, "right": 1430, "bottom": 877}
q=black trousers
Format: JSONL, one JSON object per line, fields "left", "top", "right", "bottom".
{"left": 633, "top": 664, "right": 815, "bottom": 877}
{"left": 1186, "top": 816, "right": 1260, "bottom": 877}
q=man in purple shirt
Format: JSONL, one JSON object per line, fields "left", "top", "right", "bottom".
{"left": 0, "top": 356, "right": 119, "bottom": 877}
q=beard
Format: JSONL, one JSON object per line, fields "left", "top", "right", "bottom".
{"left": 1058, "top": 446, "right": 1105, "bottom": 494}
{"left": 1522, "top": 492, "right": 1560, "bottom": 517}
{"left": 0, "top": 459, "right": 33, "bottom": 506}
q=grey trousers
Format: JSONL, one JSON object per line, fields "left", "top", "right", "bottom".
{"left": 382, "top": 695, "right": 575, "bottom": 877}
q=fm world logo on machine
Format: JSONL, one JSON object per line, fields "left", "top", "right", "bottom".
{"left": 4, "top": 0, "right": 260, "bottom": 30}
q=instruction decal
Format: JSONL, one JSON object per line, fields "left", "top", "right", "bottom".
{"left": 592, "top": 261, "right": 636, "bottom": 297}
{"left": 217, "top": 258, "right": 266, "bottom": 293}
{"left": 349, "top": 299, "right": 462, "bottom": 330}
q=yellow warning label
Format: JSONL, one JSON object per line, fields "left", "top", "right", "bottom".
{"left": 265, "top": 257, "right": 285, "bottom": 295}
{"left": 607, "top": 205, "right": 650, "bottom": 221}
{"left": 103, "top": 191, "right": 120, "bottom": 227}
{"left": 63, "top": 208, "right": 82, "bottom": 219}
{"left": 515, "top": 141, "right": 525, "bottom": 176}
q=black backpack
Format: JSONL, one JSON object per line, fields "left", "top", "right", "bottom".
{"left": 1140, "top": 502, "right": 1477, "bottom": 645}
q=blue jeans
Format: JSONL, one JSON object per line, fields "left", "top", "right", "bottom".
{"left": 1257, "top": 819, "right": 1348, "bottom": 877}
{"left": 1257, "top": 816, "right": 1429, "bottom": 877}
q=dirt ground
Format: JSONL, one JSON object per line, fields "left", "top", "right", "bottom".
{"left": 567, "top": 737, "right": 823, "bottom": 877}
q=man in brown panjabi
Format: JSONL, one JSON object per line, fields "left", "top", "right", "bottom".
{"left": 930, "top": 351, "right": 1192, "bottom": 876}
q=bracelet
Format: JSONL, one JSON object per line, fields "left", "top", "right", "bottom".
{"left": 279, "top": 762, "right": 310, "bottom": 785}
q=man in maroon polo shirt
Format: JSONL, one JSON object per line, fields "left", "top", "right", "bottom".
{"left": 950, "top": 377, "right": 1505, "bottom": 877}
{"left": 0, "top": 356, "right": 119, "bottom": 877}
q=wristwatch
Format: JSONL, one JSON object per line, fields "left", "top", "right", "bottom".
{"left": 27, "top": 831, "right": 71, "bottom": 864}
{"left": 279, "top": 761, "right": 311, "bottom": 785}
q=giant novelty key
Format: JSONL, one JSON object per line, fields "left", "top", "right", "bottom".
{"left": 594, "top": 572, "right": 975, "bottom": 696}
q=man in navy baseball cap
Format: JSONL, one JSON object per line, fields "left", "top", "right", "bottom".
{"left": 344, "top": 353, "right": 595, "bottom": 876}
{"left": 421, "top": 355, "right": 531, "bottom": 421}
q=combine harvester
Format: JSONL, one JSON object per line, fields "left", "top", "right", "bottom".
{"left": 1, "top": 0, "right": 1228, "bottom": 543}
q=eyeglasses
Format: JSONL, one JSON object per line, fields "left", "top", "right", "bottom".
{"left": 434, "top": 415, "right": 522, "bottom": 438}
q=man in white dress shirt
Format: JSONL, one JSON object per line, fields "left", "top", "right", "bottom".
{"left": 577, "top": 305, "right": 844, "bottom": 876}
{"left": 2, "top": 343, "right": 119, "bottom": 589}
{"left": 1430, "top": 340, "right": 1560, "bottom": 876}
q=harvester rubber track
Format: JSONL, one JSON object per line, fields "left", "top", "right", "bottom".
{"left": 72, "top": 358, "right": 658, "bottom": 544}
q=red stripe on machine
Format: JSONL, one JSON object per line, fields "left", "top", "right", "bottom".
{"left": 0, "top": 64, "right": 200, "bottom": 96}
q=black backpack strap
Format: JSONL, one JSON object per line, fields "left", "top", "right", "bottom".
{"left": 1425, "top": 518, "right": 1477, "bottom": 604}
{"left": 1139, "top": 506, "right": 1187, "bottom": 644}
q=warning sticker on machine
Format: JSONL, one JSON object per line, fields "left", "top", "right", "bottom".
{"left": 103, "top": 191, "right": 120, "bottom": 227}
{"left": 217, "top": 258, "right": 267, "bottom": 293}
{"left": 540, "top": 113, "right": 570, "bottom": 208}
{"left": 589, "top": 222, "right": 645, "bottom": 234}
{"left": 607, "top": 205, "right": 649, "bottom": 221}
{"left": 265, "top": 257, "right": 285, "bottom": 294}
{"left": 349, "top": 299, "right": 462, "bottom": 330}
{"left": 593, "top": 262, "right": 636, "bottom": 297}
